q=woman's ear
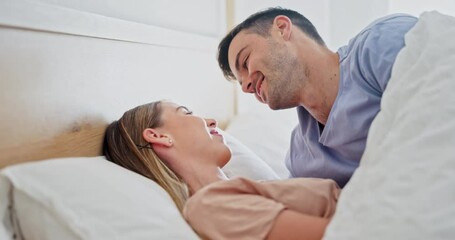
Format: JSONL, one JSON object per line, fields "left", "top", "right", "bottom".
{"left": 273, "top": 15, "right": 292, "bottom": 40}
{"left": 143, "top": 128, "right": 174, "bottom": 147}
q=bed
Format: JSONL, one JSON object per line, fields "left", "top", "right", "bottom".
{"left": 1, "top": 1, "right": 454, "bottom": 238}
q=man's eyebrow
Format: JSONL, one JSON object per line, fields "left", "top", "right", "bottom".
{"left": 235, "top": 46, "right": 248, "bottom": 73}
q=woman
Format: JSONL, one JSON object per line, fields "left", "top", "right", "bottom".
{"left": 103, "top": 100, "right": 340, "bottom": 240}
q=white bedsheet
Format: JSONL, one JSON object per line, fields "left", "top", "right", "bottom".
{"left": 325, "top": 11, "right": 455, "bottom": 239}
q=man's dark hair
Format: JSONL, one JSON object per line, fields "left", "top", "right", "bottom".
{"left": 217, "top": 7, "right": 325, "bottom": 80}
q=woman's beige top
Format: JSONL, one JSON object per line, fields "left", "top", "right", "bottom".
{"left": 183, "top": 177, "right": 340, "bottom": 240}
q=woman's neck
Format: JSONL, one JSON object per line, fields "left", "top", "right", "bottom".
{"left": 180, "top": 164, "right": 228, "bottom": 195}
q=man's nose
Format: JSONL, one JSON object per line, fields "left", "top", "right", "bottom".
{"left": 241, "top": 75, "right": 255, "bottom": 93}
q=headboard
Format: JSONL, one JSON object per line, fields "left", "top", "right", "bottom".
{"left": 0, "top": 0, "right": 234, "bottom": 168}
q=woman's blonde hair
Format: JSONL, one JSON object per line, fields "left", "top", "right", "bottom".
{"left": 103, "top": 101, "right": 189, "bottom": 212}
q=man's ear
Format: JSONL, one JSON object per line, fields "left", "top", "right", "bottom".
{"left": 273, "top": 15, "right": 292, "bottom": 40}
{"left": 142, "top": 128, "right": 173, "bottom": 147}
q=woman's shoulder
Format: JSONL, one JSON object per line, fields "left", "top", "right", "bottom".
{"left": 183, "top": 177, "right": 287, "bottom": 239}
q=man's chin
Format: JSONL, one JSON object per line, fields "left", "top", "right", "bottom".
{"left": 267, "top": 102, "right": 282, "bottom": 110}
{"left": 267, "top": 101, "right": 295, "bottom": 111}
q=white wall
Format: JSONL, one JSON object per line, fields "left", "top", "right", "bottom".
{"left": 330, "top": 0, "right": 455, "bottom": 51}
{"left": 329, "top": 0, "right": 388, "bottom": 50}
{"left": 33, "top": 0, "right": 226, "bottom": 37}
{"left": 0, "top": 0, "right": 233, "bottom": 156}
{"left": 389, "top": 0, "right": 455, "bottom": 18}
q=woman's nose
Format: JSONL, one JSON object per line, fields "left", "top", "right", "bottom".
{"left": 205, "top": 118, "right": 218, "bottom": 128}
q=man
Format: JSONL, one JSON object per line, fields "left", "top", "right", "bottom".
{"left": 217, "top": 7, "right": 417, "bottom": 187}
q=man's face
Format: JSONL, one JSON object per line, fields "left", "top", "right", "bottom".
{"left": 227, "top": 30, "right": 306, "bottom": 110}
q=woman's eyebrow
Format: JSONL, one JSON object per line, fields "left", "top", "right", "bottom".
{"left": 176, "top": 106, "right": 190, "bottom": 112}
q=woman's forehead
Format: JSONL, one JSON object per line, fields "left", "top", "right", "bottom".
{"left": 161, "top": 101, "right": 189, "bottom": 114}
{"left": 161, "top": 101, "right": 179, "bottom": 109}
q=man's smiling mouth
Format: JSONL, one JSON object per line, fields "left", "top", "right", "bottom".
{"left": 255, "top": 78, "right": 264, "bottom": 102}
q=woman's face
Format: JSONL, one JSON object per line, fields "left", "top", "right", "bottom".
{"left": 155, "top": 101, "right": 231, "bottom": 167}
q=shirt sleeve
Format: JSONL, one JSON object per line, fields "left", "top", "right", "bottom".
{"left": 357, "top": 15, "right": 418, "bottom": 95}
{"left": 183, "top": 177, "right": 340, "bottom": 240}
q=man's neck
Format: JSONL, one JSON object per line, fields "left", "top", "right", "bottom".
{"left": 302, "top": 51, "right": 340, "bottom": 125}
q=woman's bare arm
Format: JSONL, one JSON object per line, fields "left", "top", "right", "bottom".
{"left": 266, "top": 209, "right": 330, "bottom": 240}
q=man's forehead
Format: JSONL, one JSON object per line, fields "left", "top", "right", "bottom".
{"left": 229, "top": 31, "right": 251, "bottom": 53}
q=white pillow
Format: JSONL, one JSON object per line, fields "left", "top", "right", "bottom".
{"left": 0, "top": 175, "right": 12, "bottom": 240}
{"left": 0, "top": 156, "right": 199, "bottom": 240}
{"left": 324, "top": 11, "right": 455, "bottom": 239}
{"left": 221, "top": 128, "right": 280, "bottom": 180}
{"left": 225, "top": 109, "right": 298, "bottom": 178}
{"left": 0, "top": 131, "right": 279, "bottom": 239}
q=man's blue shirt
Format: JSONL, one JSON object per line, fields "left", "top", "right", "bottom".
{"left": 285, "top": 14, "right": 418, "bottom": 187}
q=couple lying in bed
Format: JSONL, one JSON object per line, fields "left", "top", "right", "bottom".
{"left": 103, "top": 100, "right": 340, "bottom": 240}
